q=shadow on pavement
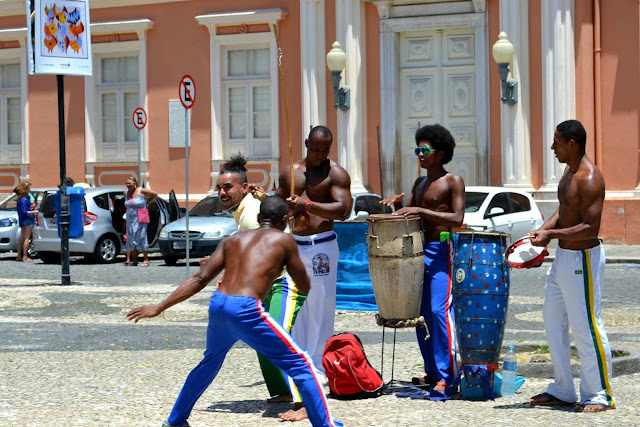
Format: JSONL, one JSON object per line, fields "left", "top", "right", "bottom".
{"left": 492, "top": 402, "right": 576, "bottom": 412}
{"left": 203, "top": 399, "right": 284, "bottom": 416}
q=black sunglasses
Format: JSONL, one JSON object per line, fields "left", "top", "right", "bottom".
{"left": 414, "top": 146, "right": 439, "bottom": 156}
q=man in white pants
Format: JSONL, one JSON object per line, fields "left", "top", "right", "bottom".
{"left": 276, "top": 125, "right": 352, "bottom": 422}
{"left": 530, "top": 120, "right": 615, "bottom": 412}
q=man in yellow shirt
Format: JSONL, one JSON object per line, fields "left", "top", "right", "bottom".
{"left": 216, "top": 157, "right": 261, "bottom": 232}
{"left": 215, "top": 155, "right": 306, "bottom": 404}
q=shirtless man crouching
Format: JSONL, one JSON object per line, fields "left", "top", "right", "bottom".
{"left": 127, "top": 197, "right": 343, "bottom": 427}
{"left": 529, "top": 120, "right": 615, "bottom": 413}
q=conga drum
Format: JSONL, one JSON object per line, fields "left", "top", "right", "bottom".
{"left": 452, "top": 231, "right": 510, "bottom": 395}
{"left": 367, "top": 214, "right": 424, "bottom": 320}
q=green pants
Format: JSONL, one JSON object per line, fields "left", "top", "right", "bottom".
{"left": 258, "top": 274, "right": 306, "bottom": 397}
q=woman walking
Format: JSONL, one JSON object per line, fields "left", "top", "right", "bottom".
{"left": 15, "top": 181, "right": 38, "bottom": 262}
{"left": 124, "top": 177, "right": 157, "bottom": 266}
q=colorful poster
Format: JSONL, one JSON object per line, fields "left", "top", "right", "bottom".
{"left": 28, "top": 0, "right": 93, "bottom": 76}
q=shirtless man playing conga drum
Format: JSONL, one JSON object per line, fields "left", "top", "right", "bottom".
{"left": 381, "top": 124, "right": 465, "bottom": 400}
{"left": 529, "top": 120, "right": 614, "bottom": 412}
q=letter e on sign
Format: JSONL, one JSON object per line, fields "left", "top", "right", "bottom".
{"left": 179, "top": 75, "right": 196, "bottom": 109}
{"left": 132, "top": 107, "right": 147, "bottom": 130}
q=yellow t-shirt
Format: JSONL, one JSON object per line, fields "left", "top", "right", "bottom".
{"left": 232, "top": 193, "right": 261, "bottom": 232}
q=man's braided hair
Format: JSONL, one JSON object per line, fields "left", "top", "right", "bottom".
{"left": 220, "top": 153, "right": 248, "bottom": 184}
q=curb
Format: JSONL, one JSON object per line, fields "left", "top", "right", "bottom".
{"left": 542, "top": 257, "right": 640, "bottom": 265}
{"left": 514, "top": 344, "right": 640, "bottom": 379}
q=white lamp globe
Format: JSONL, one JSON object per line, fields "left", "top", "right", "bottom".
{"left": 326, "top": 41, "right": 346, "bottom": 72}
{"left": 492, "top": 32, "right": 514, "bottom": 64}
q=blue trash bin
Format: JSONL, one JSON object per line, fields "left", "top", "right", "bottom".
{"left": 55, "top": 186, "right": 85, "bottom": 238}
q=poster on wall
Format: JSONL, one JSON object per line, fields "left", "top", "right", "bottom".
{"left": 27, "top": 0, "right": 93, "bottom": 75}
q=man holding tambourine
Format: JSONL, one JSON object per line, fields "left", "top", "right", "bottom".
{"left": 526, "top": 120, "right": 615, "bottom": 413}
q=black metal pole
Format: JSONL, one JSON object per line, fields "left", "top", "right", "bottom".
{"left": 57, "top": 74, "right": 70, "bottom": 285}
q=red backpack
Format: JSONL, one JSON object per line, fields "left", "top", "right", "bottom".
{"left": 322, "top": 333, "right": 383, "bottom": 399}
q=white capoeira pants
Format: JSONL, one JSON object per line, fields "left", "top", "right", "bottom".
{"left": 543, "top": 244, "right": 615, "bottom": 407}
{"left": 291, "top": 230, "right": 339, "bottom": 379}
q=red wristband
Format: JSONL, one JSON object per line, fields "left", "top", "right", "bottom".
{"left": 304, "top": 199, "right": 313, "bottom": 213}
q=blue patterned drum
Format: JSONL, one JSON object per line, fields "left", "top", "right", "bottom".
{"left": 452, "top": 231, "right": 510, "bottom": 367}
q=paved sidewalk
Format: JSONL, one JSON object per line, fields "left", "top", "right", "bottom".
{"left": 1, "top": 264, "right": 639, "bottom": 426}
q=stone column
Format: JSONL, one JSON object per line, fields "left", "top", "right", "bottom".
{"left": 300, "top": 0, "right": 327, "bottom": 145}
{"left": 540, "top": 0, "right": 575, "bottom": 190}
{"left": 499, "top": 0, "right": 533, "bottom": 189}
{"left": 335, "top": 0, "right": 367, "bottom": 192}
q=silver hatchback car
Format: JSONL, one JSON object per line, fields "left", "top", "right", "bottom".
{"left": 33, "top": 187, "right": 180, "bottom": 263}
{"left": 158, "top": 195, "right": 236, "bottom": 265}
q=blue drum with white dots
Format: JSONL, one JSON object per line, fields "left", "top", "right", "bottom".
{"left": 452, "top": 231, "right": 510, "bottom": 367}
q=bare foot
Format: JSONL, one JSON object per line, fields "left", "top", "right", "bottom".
{"left": 574, "top": 403, "right": 612, "bottom": 412}
{"left": 278, "top": 404, "right": 308, "bottom": 422}
{"left": 267, "top": 394, "right": 292, "bottom": 403}
{"left": 530, "top": 392, "right": 574, "bottom": 406}
{"left": 22, "top": 257, "right": 33, "bottom": 262}
{"left": 432, "top": 381, "right": 446, "bottom": 394}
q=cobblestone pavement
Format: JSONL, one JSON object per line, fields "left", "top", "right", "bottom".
{"left": 0, "top": 253, "right": 639, "bottom": 426}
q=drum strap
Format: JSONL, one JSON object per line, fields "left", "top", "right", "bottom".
{"left": 450, "top": 365, "right": 494, "bottom": 401}
{"left": 468, "top": 232, "right": 475, "bottom": 266}
{"left": 375, "top": 314, "right": 428, "bottom": 332}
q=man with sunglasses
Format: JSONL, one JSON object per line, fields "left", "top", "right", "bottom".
{"left": 381, "top": 123, "right": 465, "bottom": 400}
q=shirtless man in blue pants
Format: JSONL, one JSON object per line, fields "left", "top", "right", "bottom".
{"left": 127, "top": 197, "right": 342, "bottom": 427}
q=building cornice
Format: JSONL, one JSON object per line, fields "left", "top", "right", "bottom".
{"left": 0, "top": 26, "right": 26, "bottom": 40}
{"left": 196, "top": 9, "right": 287, "bottom": 33}
{"left": 90, "top": 19, "right": 155, "bottom": 40}
{"left": 367, "top": 0, "right": 485, "bottom": 19}
{"left": 0, "top": 26, "right": 25, "bottom": 48}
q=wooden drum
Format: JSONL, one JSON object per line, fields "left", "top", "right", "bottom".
{"left": 366, "top": 214, "right": 424, "bottom": 320}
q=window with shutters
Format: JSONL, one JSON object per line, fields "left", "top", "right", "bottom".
{"left": 222, "top": 46, "right": 272, "bottom": 158}
{"left": 96, "top": 55, "right": 140, "bottom": 160}
{"left": 0, "top": 62, "right": 22, "bottom": 162}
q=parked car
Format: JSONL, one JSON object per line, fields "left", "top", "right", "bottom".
{"left": 0, "top": 187, "right": 57, "bottom": 258}
{"left": 463, "top": 186, "right": 544, "bottom": 242}
{"left": 158, "top": 191, "right": 392, "bottom": 265}
{"left": 346, "top": 192, "right": 392, "bottom": 221}
{"left": 158, "top": 195, "right": 236, "bottom": 265}
{"left": 33, "top": 188, "right": 180, "bottom": 263}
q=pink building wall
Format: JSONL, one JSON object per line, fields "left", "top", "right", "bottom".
{"left": 2, "top": 1, "right": 640, "bottom": 241}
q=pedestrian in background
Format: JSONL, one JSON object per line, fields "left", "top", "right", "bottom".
{"left": 124, "top": 176, "right": 157, "bottom": 266}
{"left": 15, "top": 181, "right": 38, "bottom": 262}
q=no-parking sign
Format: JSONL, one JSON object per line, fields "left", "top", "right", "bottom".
{"left": 179, "top": 75, "right": 196, "bottom": 109}
{"left": 132, "top": 107, "right": 147, "bottom": 130}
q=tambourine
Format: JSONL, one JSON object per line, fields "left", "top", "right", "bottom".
{"left": 292, "top": 211, "right": 310, "bottom": 231}
{"left": 505, "top": 236, "right": 548, "bottom": 268}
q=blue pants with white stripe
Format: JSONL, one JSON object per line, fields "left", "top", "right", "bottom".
{"left": 416, "top": 241, "right": 457, "bottom": 386}
{"left": 167, "top": 291, "right": 342, "bottom": 427}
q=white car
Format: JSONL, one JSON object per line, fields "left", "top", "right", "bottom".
{"left": 463, "top": 186, "right": 544, "bottom": 243}
{"left": 346, "top": 192, "right": 392, "bottom": 221}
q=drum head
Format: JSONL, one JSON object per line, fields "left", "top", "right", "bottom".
{"left": 505, "top": 236, "right": 548, "bottom": 268}
{"left": 455, "top": 230, "right": 510, "bottom": 239}
{"left": 367, "top": 213, "right": 421, "bottom": 222}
